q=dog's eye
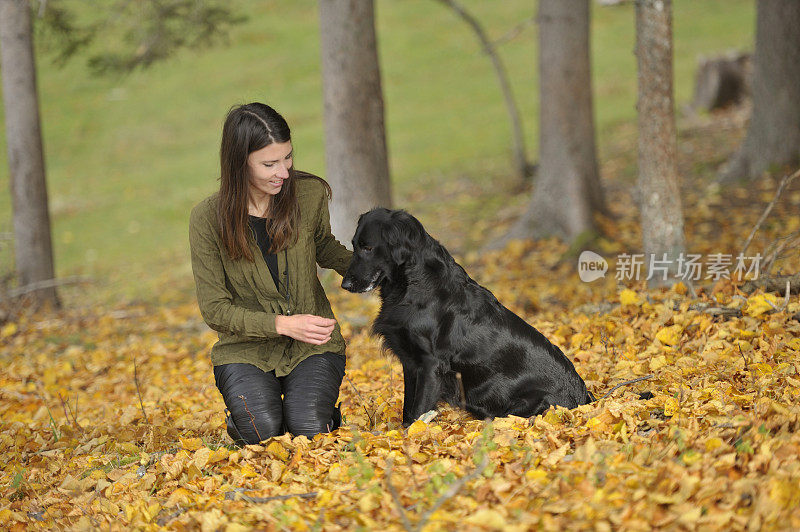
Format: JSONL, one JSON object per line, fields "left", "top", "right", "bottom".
{"left": 362, "top": 246, "right": 373, "bottom": 252}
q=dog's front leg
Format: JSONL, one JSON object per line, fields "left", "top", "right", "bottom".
{"left": 408, "top": 359, "right": 442, "bottom": 422}
{"left": 401, "top": 363, "right": 419, "bottom": 427}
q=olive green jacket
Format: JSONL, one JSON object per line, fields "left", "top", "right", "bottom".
{"left": 189, "top": 176, "right": 352, "bottom": 376}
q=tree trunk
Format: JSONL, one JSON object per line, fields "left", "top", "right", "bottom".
{"left": 0, "top": 0, "right": 59, "bottom": 307}
{"left": 319, "top": 0, "right": 392, "bottom": 246}
{"left": 721, "top": 0, "right": 800, "bottom": 183}
{"left": 635, "top": 0, "right": 686, "bottom": 288}
{"left": 503, "top": 0, "right": 604, "bottom": 245}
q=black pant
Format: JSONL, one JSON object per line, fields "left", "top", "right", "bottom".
{"left": 214, "top": 352, "right": 345, "bottom": 444}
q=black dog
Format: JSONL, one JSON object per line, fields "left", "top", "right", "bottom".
{"left": 341, "top": 208, "right": 595, "bottom": 426}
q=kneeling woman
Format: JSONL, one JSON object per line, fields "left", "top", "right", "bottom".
{"left": 189, "top": 103, "right": 352, "bottom": 444}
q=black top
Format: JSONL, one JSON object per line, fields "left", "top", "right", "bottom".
{"left": 248, "top": 214, "right": 280, "bottom": 287}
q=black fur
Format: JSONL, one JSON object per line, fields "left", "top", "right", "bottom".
{"left": 342, "top": 208, "right": 595, "bottom": 426}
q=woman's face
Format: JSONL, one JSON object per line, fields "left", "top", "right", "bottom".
{"left": 247, "top": 141, "right": 293, "bottom": 197}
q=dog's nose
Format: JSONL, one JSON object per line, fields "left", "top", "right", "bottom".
{"left": 341, "top": 277, "right": 353, "bottom": 291}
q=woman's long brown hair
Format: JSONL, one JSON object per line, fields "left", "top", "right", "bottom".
{"left": 217, "top": 103, "right": 330, "bottom": 261}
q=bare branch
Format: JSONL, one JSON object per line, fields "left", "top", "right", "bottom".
{"left": 741, "top": 167, "right": 800, "bottom": 256}
{"left": 224, "top": 490, "right": 318, "bottom": 503}
{"left": 345, "top": 375, "right": 375, "bottom": 427}
{"left": 238, "top": 394, "right": 261, "bottom": 442}
{"left": 415, "top": 453, "right": 489, "bottom": 531}
{"left": 134, "top": 356, "right": 149, "bottom": 424}
{"left": 493, "top": 14, "right": 536, "bottom": 46}
{"left": 761, "top": 232, "right": 800, "bottom": 274}
{"left": 385, "top": 459, "right": 414, "bottom": 532}
{"left": 3, "top": 275, "right": 92, "bottom": 300}
{"left": 601, "top": 374, "right": 654, "bottom": 400}
{"left": 433, "top": 0, "right": 532, "bottom": 181}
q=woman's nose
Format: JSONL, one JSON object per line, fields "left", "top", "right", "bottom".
{"left": 276, "top": 163, "right": 290, "bottom": 179}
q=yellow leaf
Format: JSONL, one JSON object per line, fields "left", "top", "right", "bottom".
{"left": 655, "top": 325, "right": 682, "bottom": 346}
{"left": 585, "top": 416, "right": 603, "bottom": 429}
{"left": 744, "top": 293, "right": 779, "bottom": 317}
{"left": 359, "top": 493, "right": 380, "bottom": 512}
{"left": 412, "top": 452, "right": 429, "bottom": 463}
{"left": 197, "top": 509, "right": 228, "bottom": 531}
{"left": 751, "top": 362, "right": 772, "bottom": 375}
{"left": 407, "top": 420, "right": 427, "bottom": 437}
{"left": 542, "top": 443, "right": 570, "bottom": 468}
{"left": 193, "top": 447, "right": 211, "bottom": 469}
{"left": 1, "top": 322, "right": 17, "bottom": 338}
{"left": 769, "top": 479, "right": 800, "bottom": 508}
{"left": 166, "top": 487, "right": 193, "bottom": 506}
{"left": 542, "top": 409, "right": 561, "bottom": 425}
{"left": 58, "top": 474, "right": 82, "bottom": 493}
{"left": 142, "top": 503, "right": 161, "bottom": 522}
{"left": 649, "top": 355, "right": 669, "bottom": 371}
{"left": 186, "top": 463, "right": 202, "bottom": 481}
{"left": 315, "top": 489, "right": 334, "bottom": 508}
{"left": 116, "top": 441, "right": 140, "bottom": 455}
{"left": 98, "top": 499, "right": 119, "bottom": 515}
{"left": 208, "top": 447, "right": 229, "bottom": 464}
{"left": 180, "top": 437, "right": 203, "bottom": 451}
{"left": 620, "top": 289, "right": 641, "bottom": 306}
{"left": 663, "top": 397, "right": 679, "bottom": 417}
{"left": 240, "top": 464, "right": 258, "bottom": 478}
{"left": 266, "top": 441, "right": 289, "bottom": 461}
{"left": 705, "top": 438, "right": 724, "bottom": 452}
{"left": 466, "top": 509, "right": 506, "bottom": 529}
{"left": 525, "top": 469, "right": 548, "bottom": 482}
{"left": 327, "top": 463, "right": 343, "bottom": 481}
{"left": 681, "top": 450, "right": 701, "bottom": 466}
{"left": 678, "top": 506, "right": 702, "bottom": 526}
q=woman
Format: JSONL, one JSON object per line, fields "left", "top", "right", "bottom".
{"left": 189, "top": 102, "right": 352, "bottom": 444}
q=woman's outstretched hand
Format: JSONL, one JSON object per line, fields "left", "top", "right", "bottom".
{"left": 275, "top": 314, "right": 336, "bottom": 345}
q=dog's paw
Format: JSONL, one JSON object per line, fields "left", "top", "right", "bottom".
{"left": 416, "top": 410, "right": 438, "bottom": 423}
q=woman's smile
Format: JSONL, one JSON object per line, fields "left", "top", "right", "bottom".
{"left": 247, "top": 141, "right": 294, "bottom": 198}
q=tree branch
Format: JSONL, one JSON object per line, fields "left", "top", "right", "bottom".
{"left": 415, "top": 453, "right": 489, "bottom": 531}
{"left": 385, "top": 459, "right": 415, "bottom": 532}
{"left": 433, "top": 0, "right": 532, "bottom": 181}
{"left": 601, "top": 374, "right": 654, "bottom": 400}
{"left": 740, "top": 167, "right": 799, "bottom": 257}
{"left": 2, "top": 275, "right": 92, "bottom": 300}
{"left": 134, "top": 356, "right": 149, "bottom": 424}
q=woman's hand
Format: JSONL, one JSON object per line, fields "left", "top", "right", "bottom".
{"left": 275, "top": 314, "right": 336, "bottom": 345}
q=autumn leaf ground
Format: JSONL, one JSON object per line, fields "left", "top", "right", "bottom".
{"left": 2, "top": 111, "right": 800, "bottom": 530}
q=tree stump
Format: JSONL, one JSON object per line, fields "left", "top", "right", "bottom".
{"left": 691, "top": 52, "right": 751, "bottom": 111}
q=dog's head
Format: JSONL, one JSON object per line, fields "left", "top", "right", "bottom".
{"left": 341, "top": 208, "right": 426, "bottom": 293}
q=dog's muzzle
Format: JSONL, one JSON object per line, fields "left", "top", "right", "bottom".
{"left": 341, "top": 271, "right": 381, "bottom": 293}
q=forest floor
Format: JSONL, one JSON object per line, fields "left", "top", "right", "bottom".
{"left": 2, "top": 107, "right": 800, "bottom": 530}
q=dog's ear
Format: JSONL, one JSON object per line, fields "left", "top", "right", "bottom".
{"left": 383, "top": 210, "right": 426, "bottom": 266}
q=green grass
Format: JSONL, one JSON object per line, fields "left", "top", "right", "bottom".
{"left": 0, "top": 0, "right": 754, "bottom": 305}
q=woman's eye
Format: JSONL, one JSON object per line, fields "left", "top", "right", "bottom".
{"left": 264, "top": 163, "right": 275, "bottom": 168}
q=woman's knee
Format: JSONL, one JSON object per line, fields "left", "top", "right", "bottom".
{"left": 283, "top": 406, "right": 335, "bottom": 438}
{"left": 231, "top": 408, "right": 283, "bottom": 444}
{"left": 282, "top": 353, "right": 345, "bottom": 438}
{"left": 214, "top": 363, "right": 285, "bottom": 443}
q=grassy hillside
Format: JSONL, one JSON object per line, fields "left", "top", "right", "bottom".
{"left": 0, "top": 0, "right": 754, "bottom": 305}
